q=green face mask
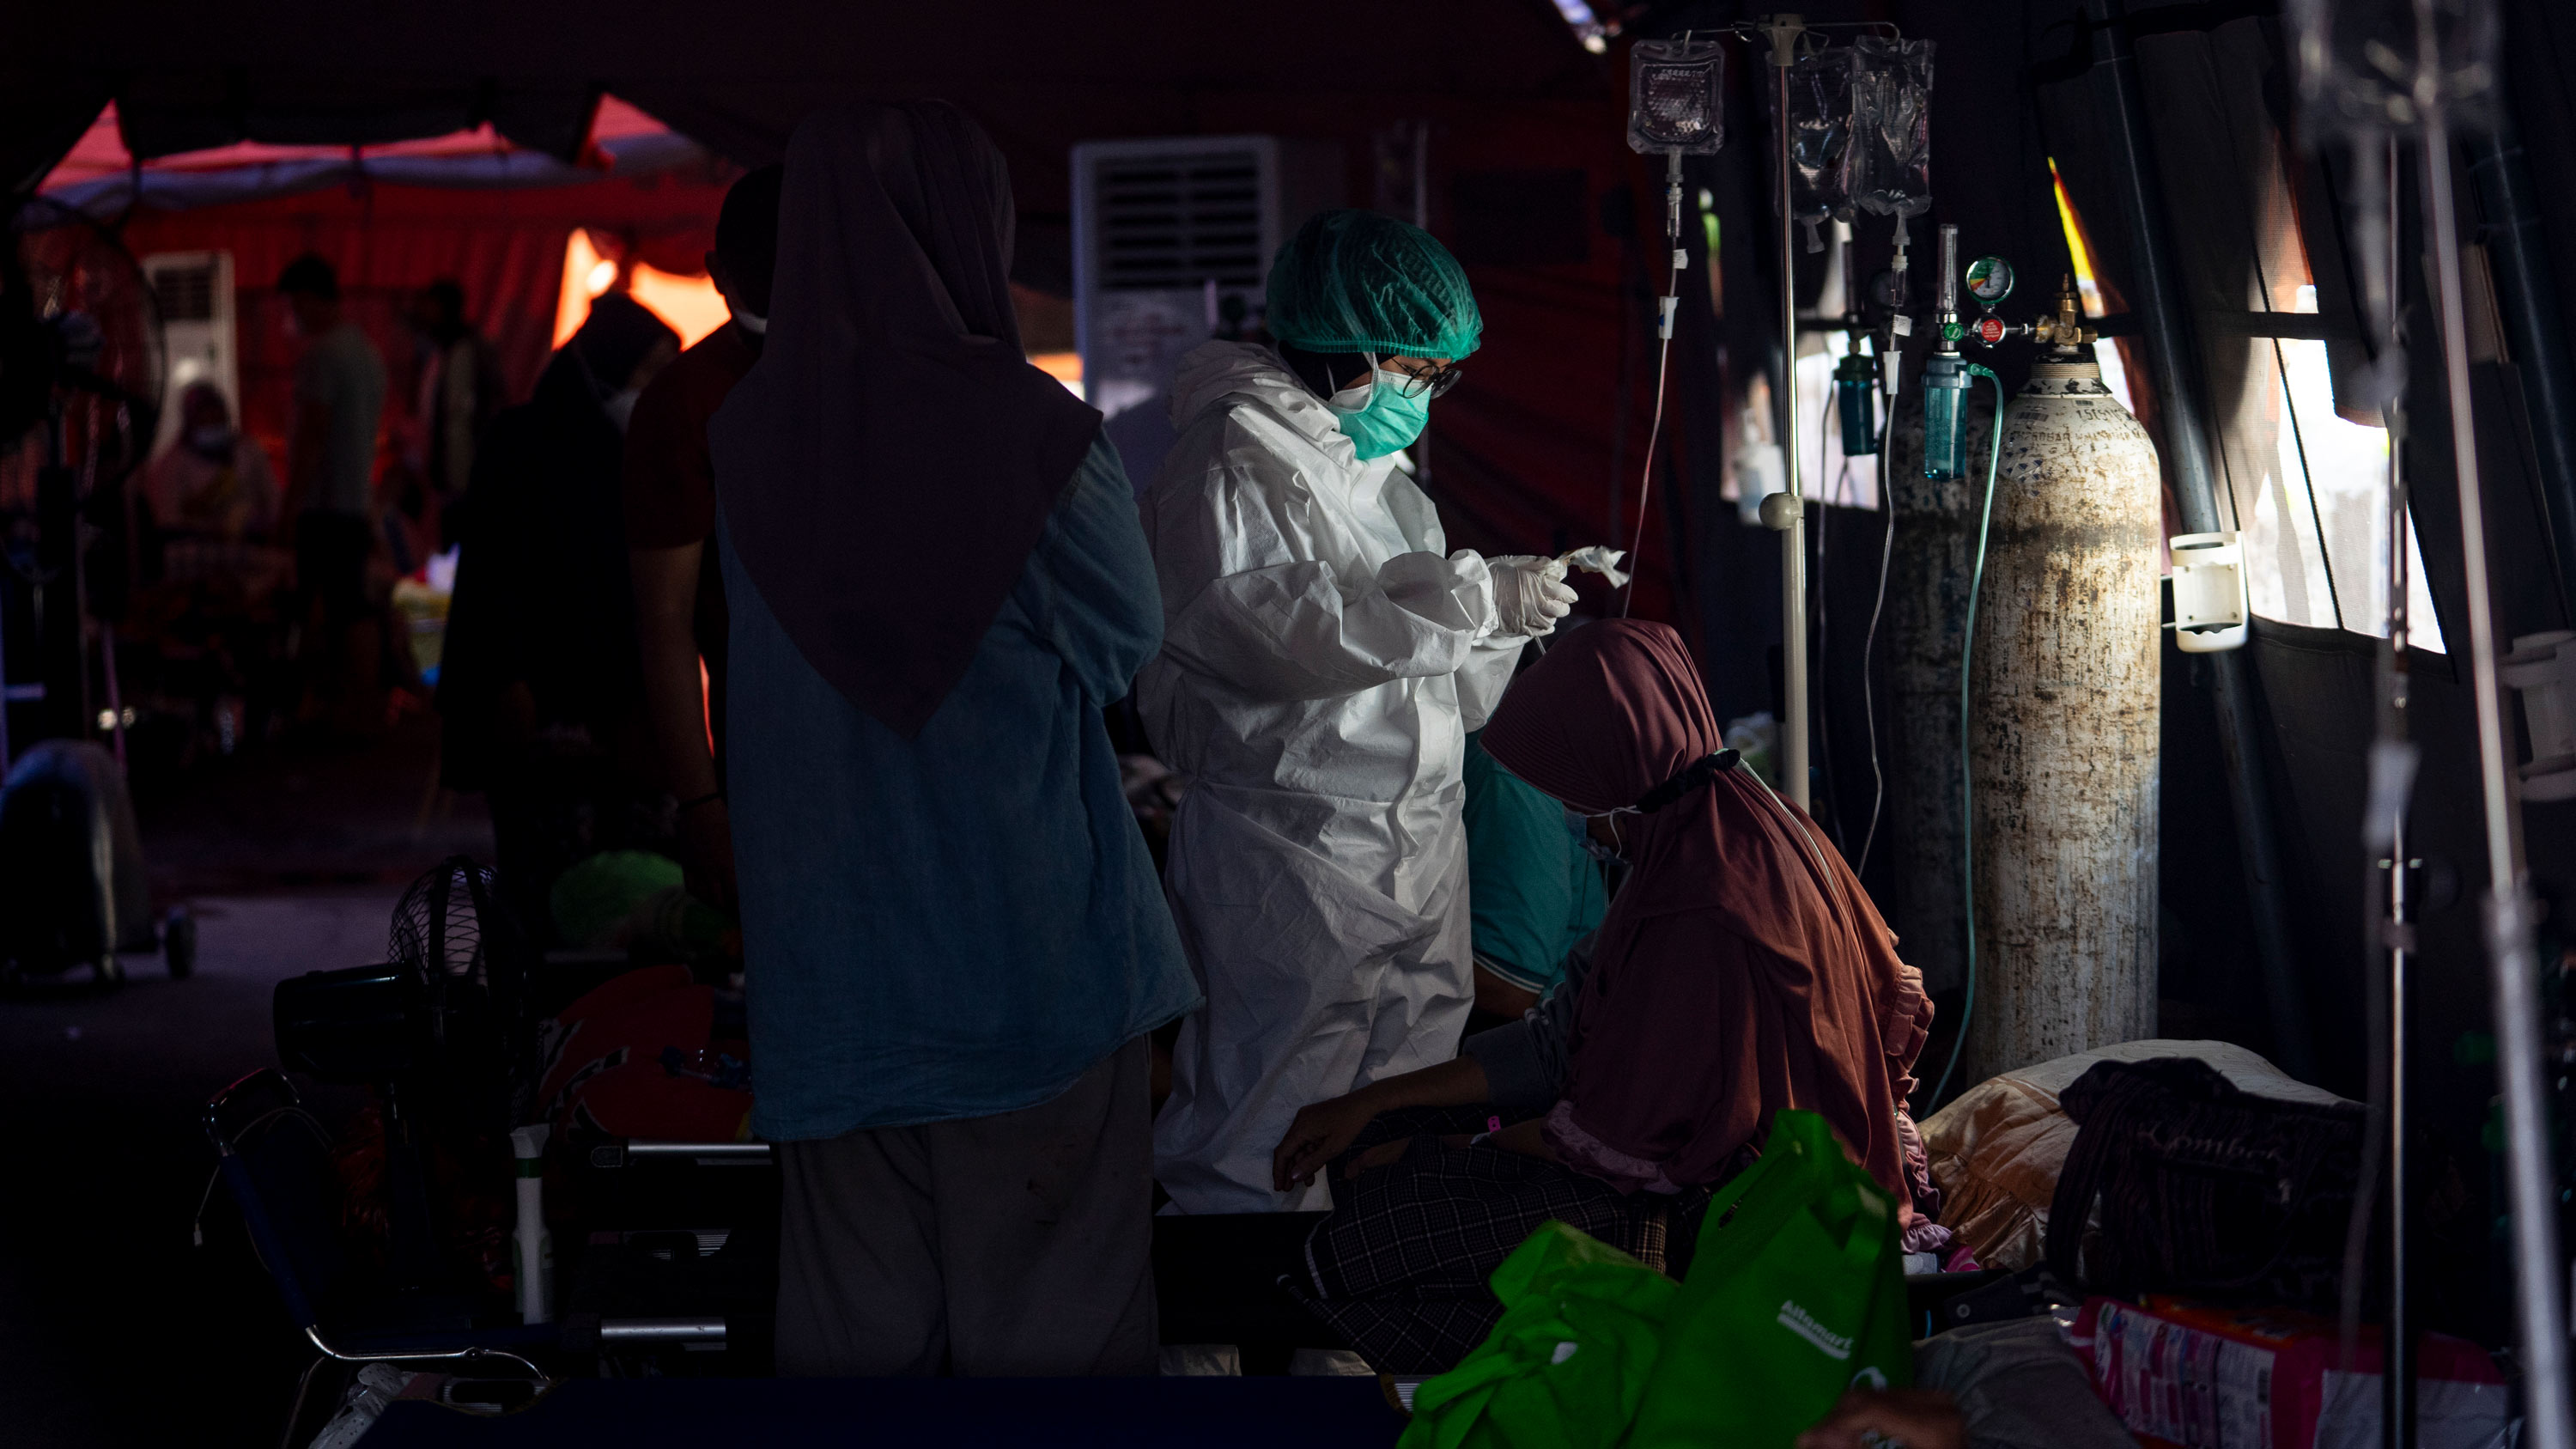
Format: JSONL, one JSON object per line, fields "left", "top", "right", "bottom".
{"left": 1329, "top": 369, "right": 1431, "bottom": 461}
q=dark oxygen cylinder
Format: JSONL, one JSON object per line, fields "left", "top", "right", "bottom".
{"left": 1835, "top": 350, "right": 1879, "bottom": 456}
{"left": 1883, "top": 373, "right": 1997, "bottom": 1007}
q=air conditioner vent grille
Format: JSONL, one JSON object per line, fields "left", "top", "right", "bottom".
{"left": 1098, "top": 155, "right": 1265, "bottom": 291}
{"left": 152, "top": 264, "right": 218, "bottom": 324}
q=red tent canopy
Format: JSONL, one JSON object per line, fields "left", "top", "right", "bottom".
{"left": 3, "top": 3, "right": 1684, "bottom": 616}
{"left": 48, "top": 96, "right": 735, "bottom": 486}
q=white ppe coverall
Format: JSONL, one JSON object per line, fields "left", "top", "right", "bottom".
{"left": 1140, "top": 341, "right": 1528, "bottom": 1213}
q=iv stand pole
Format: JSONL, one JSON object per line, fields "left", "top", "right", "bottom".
{"left": 2378, "top": 132, "right": 2419, "bottom": 1449}
{"left": 2419, "top": 2, "right": 2575, "bottom": 1436}
{"left": 1765, "top": 14, "right": 1811, "bottom": 810}
{"left": 2338, "top": 130, "right": 2418, "bottom": 1449}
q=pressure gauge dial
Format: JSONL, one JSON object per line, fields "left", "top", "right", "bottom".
{"left": 1965, "top": 256, "right": 2015, "bottom": 308}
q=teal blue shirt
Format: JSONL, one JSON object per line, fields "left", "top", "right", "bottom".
{"left": 1463, "top": 728, "right": 1607, "bottom": 992}
{"left": 722, "top": 437, "right": 1200, "bottom": 1139}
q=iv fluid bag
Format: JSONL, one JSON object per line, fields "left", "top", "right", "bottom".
{"left": 1630, "top": 37, "right": 1727, "bottom": 155}
{"left": 1783, "top": 47, "right": 1857, "bottom": 247}
{"left": 1850, "top": 36, "right": 1935, "bottom": 222}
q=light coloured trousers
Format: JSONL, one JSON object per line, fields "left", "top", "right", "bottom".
{"left": 775, "top": 1036, "right": 1157, "bottom": 1376}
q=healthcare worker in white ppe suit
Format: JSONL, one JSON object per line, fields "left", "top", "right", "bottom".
{"left": 1142, "top": 209, "right": 1582, "bottom": 1215}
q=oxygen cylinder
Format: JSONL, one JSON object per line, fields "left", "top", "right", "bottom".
{"left": 1963, "top": 356, "right": 2160, "bottom": 1084}
{"left": 1882, "top": 375, "right": 1998, "bottom": 1003}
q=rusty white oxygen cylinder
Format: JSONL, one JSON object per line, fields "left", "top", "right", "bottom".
{"left": 1962, "top": 356, "right": 2160, "bottom": 1084}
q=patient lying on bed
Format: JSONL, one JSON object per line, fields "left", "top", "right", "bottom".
{"left": 1269, "top": 619, "right": 1943, "bottom": 1374}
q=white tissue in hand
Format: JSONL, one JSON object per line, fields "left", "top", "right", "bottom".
{"left": 1558, "top": 545, "right": 1631, "bottom": 588}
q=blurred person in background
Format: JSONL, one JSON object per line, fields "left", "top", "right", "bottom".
{"left": 439, "top": 292, "right": 677, "bottom": 940}
{"left": 143, "top": 381, "right": 279, "bottom": 544}
{"left": 276, "top": 252, "right": 388, "bottom": 733}
{"left": 627, "top": 163, "right": 783, "bottom": 910}
{"left": 401, "top": 277, "right": 504, "bottom": 551}
{"left": 134, "top": 381, "right": 289, "bottom": 747}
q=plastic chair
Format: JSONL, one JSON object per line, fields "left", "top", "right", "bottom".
{"left": 204, "top": 1069, "right": 556, "bottom": 1385}
{"left": 203, "top": 1068, "right": 727, "bottom": 1417}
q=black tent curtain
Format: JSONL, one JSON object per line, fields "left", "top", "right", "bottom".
{"left": 3, "top": 88, "right": 110, "bottom": 198}
{"left": 2027, "top": 3, "right": 2576, "bottom": 1345}
{"left": 9, "top": 0, "right": 2566, "bottom": 1340}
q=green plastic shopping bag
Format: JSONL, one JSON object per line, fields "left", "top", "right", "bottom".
{"left": 1628, "top": 1109, "right": 1913, "bottom": 1447}
{"left": 1397, "top": 1221, "right": 1680, "bottom": 1449}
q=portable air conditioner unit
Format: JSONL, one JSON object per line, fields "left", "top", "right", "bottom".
{"left": 140, "top": 251, "right": 238, "bottom": 456}
{"left": 1072, "top": 136, "right": 1343, "bottom": 490}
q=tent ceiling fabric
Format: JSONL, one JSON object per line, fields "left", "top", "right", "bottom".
{"left": 2, "top": 85, "right": 110, "bottom": 198}
{"left": 109, "top": 76, "right": 602, "bottom": 165}
{"left": 3, "top": 0, "right": 1602, "bottom": 192}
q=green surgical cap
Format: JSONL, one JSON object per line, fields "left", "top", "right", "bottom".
{"left": 1266, "top": 210, "right": 1483, "bottom": 359}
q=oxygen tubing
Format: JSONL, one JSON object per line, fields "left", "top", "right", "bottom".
{"left": 1928, "top": 366, "right": 2004, "bottom": 1109}
{"left": 1856, "top": 410, "right": 1896, "bottom": 876}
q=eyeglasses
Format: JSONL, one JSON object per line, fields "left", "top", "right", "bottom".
{"left": 1382, "top": 357, "right": 1466, "bottom": 399}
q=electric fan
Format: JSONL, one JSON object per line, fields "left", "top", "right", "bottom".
{"left": 272, "top": 858, "right": 538, "bottom": 1289}
{"left": 0, "top": 197, "right": 184, "bottom": 986}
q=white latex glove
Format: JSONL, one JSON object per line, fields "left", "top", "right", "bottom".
{"left": 1487, "top": 554, "right": 1578, "bottom": 637}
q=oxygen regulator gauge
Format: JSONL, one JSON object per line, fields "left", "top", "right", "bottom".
{"left": 1963, "top": 257, "right": 2016, "bottom": 344}
{"left": 1952, "top": 255, "right": 2097, "bottom": 355}
{"left": 1965, "top": 255, "right": 2015, "bottom": 307}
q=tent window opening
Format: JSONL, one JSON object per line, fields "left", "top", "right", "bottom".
{"left": 1772, "top": 225, "right": 1896, "bottom": 513}
{"left": 1726, "top": 333, "right": 1880, "bottom": 517}
{"left": 2118, "top": 21, "right": 2445, "bottom": 651}
{"left": 1720, "top": 371, "right": 1786, "bottom": 521}
{"left": 2049, "top": 158, "right": 2137, "bottom": 416}
{"left": 2247, "top": 332, "right": 2444, "bottom": 652}
{"left": 1794, "top": 331, "right": 1877, "bottom": 512}
{"left": 2187, "top": 108, "right": 2442, "bottom": 650}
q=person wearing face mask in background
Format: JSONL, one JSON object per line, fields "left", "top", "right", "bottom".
{"left": 1140, "top": 209, "right": 1593, "bottom": 1250}
{"left": 438, "top": 291, "right": 679, "bottom": 942}
{"left": 135, "top": 382, "right": 289, "bottom": 745}
{"left": 145, "top": 382, "right": 282, "bottom": 545}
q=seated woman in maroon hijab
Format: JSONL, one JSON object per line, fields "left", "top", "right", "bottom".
{"left": 1272, "top": 618, "right": 1941, "bottom": 1373}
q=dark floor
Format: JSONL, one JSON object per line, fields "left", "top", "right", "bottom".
{"left": 0, "top": 715, "right": 493, "bottom": 1448}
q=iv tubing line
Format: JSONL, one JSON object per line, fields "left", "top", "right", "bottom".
{"left": 1620, "top": 311, "right": 1675, "bottom": 621}
{"left": 1621, "top": 180, "right": 1685, "bottom": 620}
{"left": 1928, "top": 366, "right": 2003, "bottom": 1109}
